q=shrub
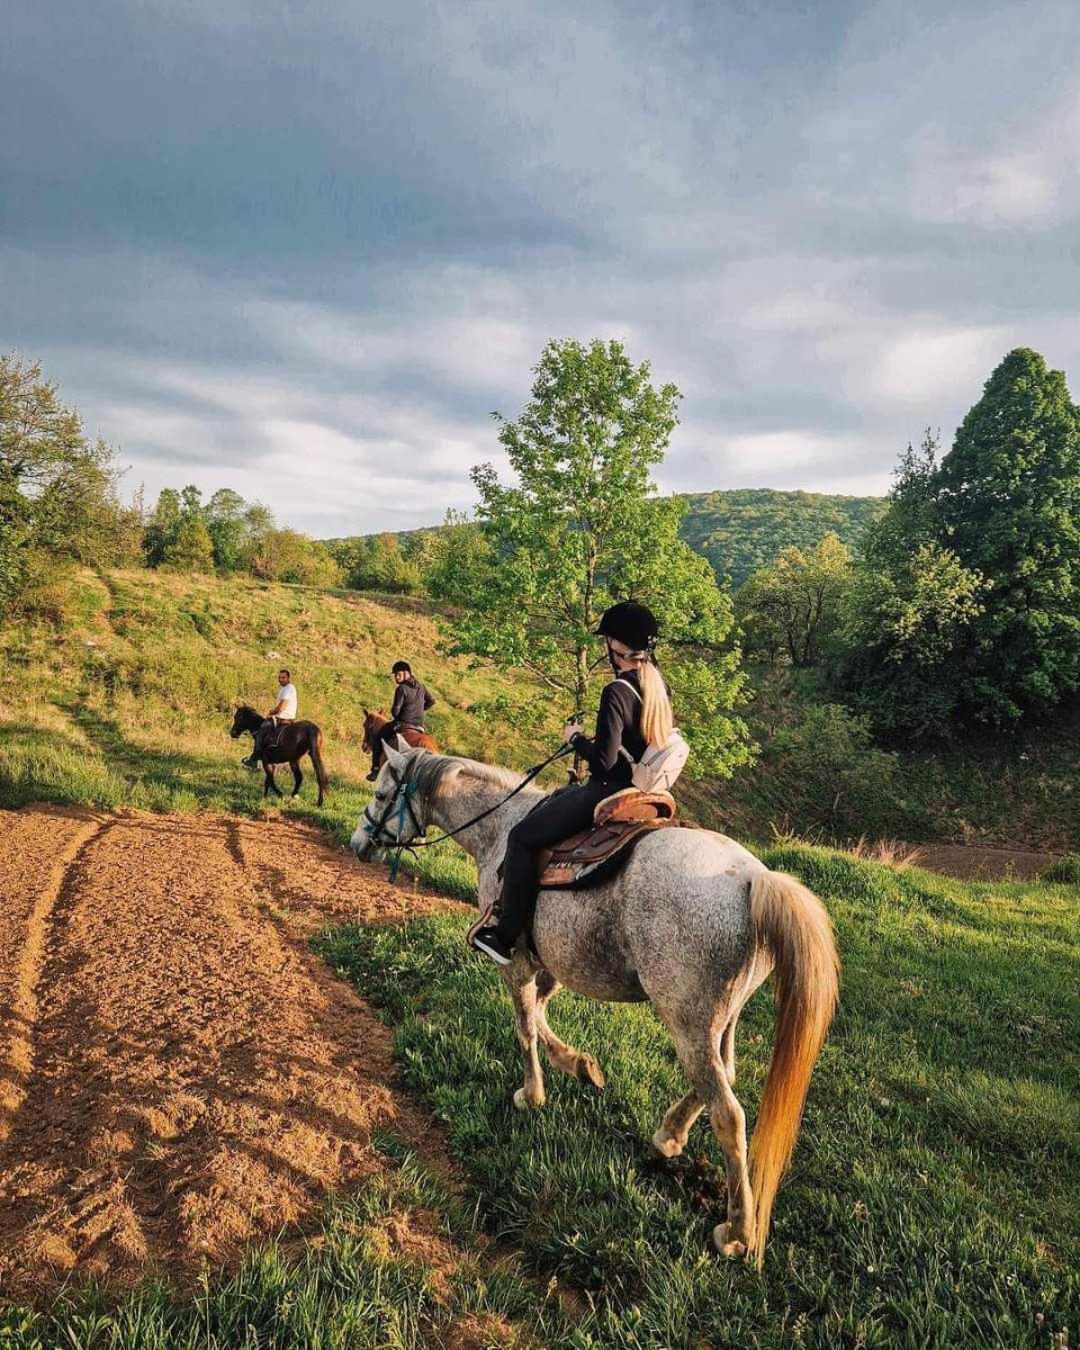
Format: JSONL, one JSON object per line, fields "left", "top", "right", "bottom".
{"left": 1041, "top": 855, "right": 1080, "bottom": 884}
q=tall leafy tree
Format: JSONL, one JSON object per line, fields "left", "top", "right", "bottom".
{"left": 447, "top": 338, "right": 752, "bottom": 776}
{"left": 415, "top": 510, "right": 494, "bottom": 604}
{"left": 0, "top": 353, "right": 119, "bottom": 610}
{"left": 838, "top": 540, "right": 986, "bottom": 737}
{"left": 144, "top": 488, "right": 183, "bottom": 566}
{"left": 736, "top": 532, "right": 853, "bottom": 668}
{"left": 205, "top": 488, "right": 249, "bottom": 572}
{"left": 937, "top": 348, "right": 1080, "bottom": 722}
{"left": 161, "top": 514, "right": 215, "bottom": 573}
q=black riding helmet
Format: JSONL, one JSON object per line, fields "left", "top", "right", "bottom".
{"left": 595, "top": 600, "right": 659, "bottom": 655}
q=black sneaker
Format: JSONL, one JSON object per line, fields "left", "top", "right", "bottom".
{"left": 241, "top": 755, "right": 259, "bottom": 769}
{"left": 470, "top": 924, "right": 514, "bottom": 966}
{"left": 365, "top": 770, "right": 379, "bottom": 782}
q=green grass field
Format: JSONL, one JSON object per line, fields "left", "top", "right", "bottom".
{"left": 2, "top": 568, "right": 1078, "bottom": 1346}
{"left": 319, "top": 847, "right": 1079, "bottom": 1348}
{"left": 0, "top": 567, "right": 566, "bottom": 886}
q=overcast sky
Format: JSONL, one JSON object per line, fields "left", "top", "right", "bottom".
{"left": 3, "top": 0, "right": 1078, "bottom": 536}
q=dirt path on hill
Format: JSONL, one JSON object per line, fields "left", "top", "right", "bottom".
{"left": 902, "top": 841, "right": 1063, "bottom": 881}
{"left": 0, "top": 804, "right": 465, "bottom": 1298}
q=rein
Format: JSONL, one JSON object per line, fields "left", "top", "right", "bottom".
{"left": 361, "top": 742, "right": 575, "bottom": 881}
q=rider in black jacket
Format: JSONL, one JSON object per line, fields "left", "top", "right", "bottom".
{"left": 367, "top": 661, "right": 436, "bottom": 780}
{"left": 470, "top": 601, "right": 672, "bottom": 966}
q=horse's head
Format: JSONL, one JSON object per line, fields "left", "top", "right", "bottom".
{"left": 361, "top": 707, "right": 389, "bottom": 752}
{"left": 229, "top": 704, "right": 260, "bottom": 739}
{"left": 351, "top": 737, "right": 427, "bottom": 861}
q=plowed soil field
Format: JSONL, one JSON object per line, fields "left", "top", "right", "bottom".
{"left": 0, "top": 804, "right": 460, "bottom": 1298}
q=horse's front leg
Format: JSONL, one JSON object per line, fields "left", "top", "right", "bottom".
{"left": 264, "top": 765, "right": 283, "bottom": 799}
{"left": 504, "top": 969, "right": 545, "bottom": 1109}
{"left": 534, "top": 969, "right": 605, "bottom": 1089}
{"left": 290, "top": 760, "right": 302, "bottom": 797}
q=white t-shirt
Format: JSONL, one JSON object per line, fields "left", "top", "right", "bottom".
{"left": 275, "top": 683, "right": 298, "bottom": 718}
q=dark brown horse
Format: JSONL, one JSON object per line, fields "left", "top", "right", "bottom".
{"left": 362, "top": 707, "right": 438, "bottom": 776}
{"left": 230, "top": 705, "right": 330, "bottom": 807}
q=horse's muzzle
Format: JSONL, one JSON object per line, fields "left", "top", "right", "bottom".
{"left": 350, "top": 827, "right": 379, "bottom": 862}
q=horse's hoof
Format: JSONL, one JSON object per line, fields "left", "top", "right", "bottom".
{"left": 512, "top": 1087, "right": 543, "bottom": 1111}
{"left": 650, "top": 1131, "right": 682, "bottom": 1159}
{"left": 576, "top": 1056, "right": 605, "bottom": 1090}
{"left": 712, "top": 1222, "right": 747, "bottom": 1259}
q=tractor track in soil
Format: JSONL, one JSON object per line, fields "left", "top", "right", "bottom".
{"left": 0, "top": 803, "right": 465, "bottom": 1300}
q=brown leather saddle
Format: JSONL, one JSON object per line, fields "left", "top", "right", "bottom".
{"left": 537, "top": 788, "right": 677, "bottom": 889}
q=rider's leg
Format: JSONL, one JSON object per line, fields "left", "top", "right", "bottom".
{"left": 495, "top": 785, "right": 604, "bottom": 942}
{"left": 244, "top": 717, "right": 276, "bottom": 768}
{"left": 470, "top": 786, "right": 605, "bottom": 968}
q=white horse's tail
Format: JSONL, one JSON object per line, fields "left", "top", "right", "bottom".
{"left": 747, "top": 870, "right": 839, "bottom": 1266}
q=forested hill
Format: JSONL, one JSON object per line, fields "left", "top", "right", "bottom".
{"left": 678, "top": 489, "right": 883, "bottom": 586}
{"left": 327, "top": 488, "right": 885, "bottom": 590}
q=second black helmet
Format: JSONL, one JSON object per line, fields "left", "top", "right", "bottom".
{"left": 595, "top": 601, "right": 659, "bottom": 654}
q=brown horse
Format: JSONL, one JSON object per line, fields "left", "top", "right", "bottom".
{"left": 362, "top": 708, "right": 438, "bottom": 776}
{"left": 230, "top": 705, "right": 330, "bottom": 807}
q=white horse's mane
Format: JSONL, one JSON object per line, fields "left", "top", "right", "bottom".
{"left": 456, "top": 757, "right": 531, "bottom": 791}
{"left": 407, "top": 750, "right": 534, "bottom": 801}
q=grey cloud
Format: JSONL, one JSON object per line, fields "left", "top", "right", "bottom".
{"left": 2, "top": 0, "right": 1078, "bottom": 536}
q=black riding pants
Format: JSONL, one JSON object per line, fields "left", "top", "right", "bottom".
{"left": 495, "top": 782, "right": 610, "bottom": 943}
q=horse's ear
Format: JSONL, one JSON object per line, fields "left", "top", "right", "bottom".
{"left": 385, "top": 740, "right": 407, "bottom": 773}
{"left": 395, "top": 733, "right": 411, "bottom": 753}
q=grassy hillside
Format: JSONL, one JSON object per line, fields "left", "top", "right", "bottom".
{"left": 325, "top": 487, "right": 885, "bottom": 590}
{"left": 4, "top": 569, "right": 1076, "bottom": 865}
{"left": 678, "top": 488, "right": 884, "bottom": 587}
{"left": 321, "top": 844, "right": 1078, "bottom": 1347}
{"left": 0, "top": 567, "right": 570, "bottom": 894}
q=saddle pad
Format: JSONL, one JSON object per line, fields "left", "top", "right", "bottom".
{"left": 538, "top": 816, "right": 675, "bottom": 889}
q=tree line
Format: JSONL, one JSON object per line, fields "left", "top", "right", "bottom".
{"left": 140, "top": 483, "right": 340, "bottom": 586}
{"left": 5, "top": 340, "right": 1076, "bottom": 753}
{"left": 0, "top": 352, "right": 341, "bottom": 620}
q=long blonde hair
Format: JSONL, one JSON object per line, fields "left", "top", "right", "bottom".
{"left": 631, "top": 658, "right": 673, "bottom": 748}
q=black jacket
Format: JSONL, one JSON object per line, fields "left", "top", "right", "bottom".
{"left": 391, "top": 678, "right": 435, "bottom": 727}
{"left": 570, "top": 671, "right": 652, "bottom": 790}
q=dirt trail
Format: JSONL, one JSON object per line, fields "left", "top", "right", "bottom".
{"left": 0, "top": 804, "right": 462, "bottom": 1297}
{"left": 908, "top": 842, "right": 1062, "bottom": 881}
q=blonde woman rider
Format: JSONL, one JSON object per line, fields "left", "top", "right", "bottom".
{"left": 470, "top": 601, "right": 674, "bottom": 966}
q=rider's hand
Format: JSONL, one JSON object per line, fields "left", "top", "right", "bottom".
{"left": 562, "top": 722, "right": 583, "bottom": 744}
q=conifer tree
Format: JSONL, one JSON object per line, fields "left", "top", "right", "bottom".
{"left": 937, "top": 348, "right": 1080, "bottom": 722}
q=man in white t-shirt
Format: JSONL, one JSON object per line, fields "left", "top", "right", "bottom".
{"left": 242, "top": 668, "right": 298, "bottom": 768}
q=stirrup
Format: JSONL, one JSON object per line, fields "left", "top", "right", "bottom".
{"left": 466, "top": 905, "right": 496, "bottom": 946}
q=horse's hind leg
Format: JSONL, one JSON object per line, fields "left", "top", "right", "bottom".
{"left": 707, "top": 1076, "right": 755, "bottom": 1258}
{"left": 664, "top": 1017, "right": 755, "bottom": 1258}
{"left": 290, "top": 760, "right": 302, "bottom": 797}
{"left": 505, "top": 970, "right": 545, "bottom": 1109}
{"left": 651, "top": 1090, "right": 704, "bottom": 1158}
{"left": 534, "top": 970, "right": 605, "bottom": 1089}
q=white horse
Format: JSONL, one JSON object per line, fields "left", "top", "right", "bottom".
{"left": 352, "top": 744, "right": 838, "bottom": 1265}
